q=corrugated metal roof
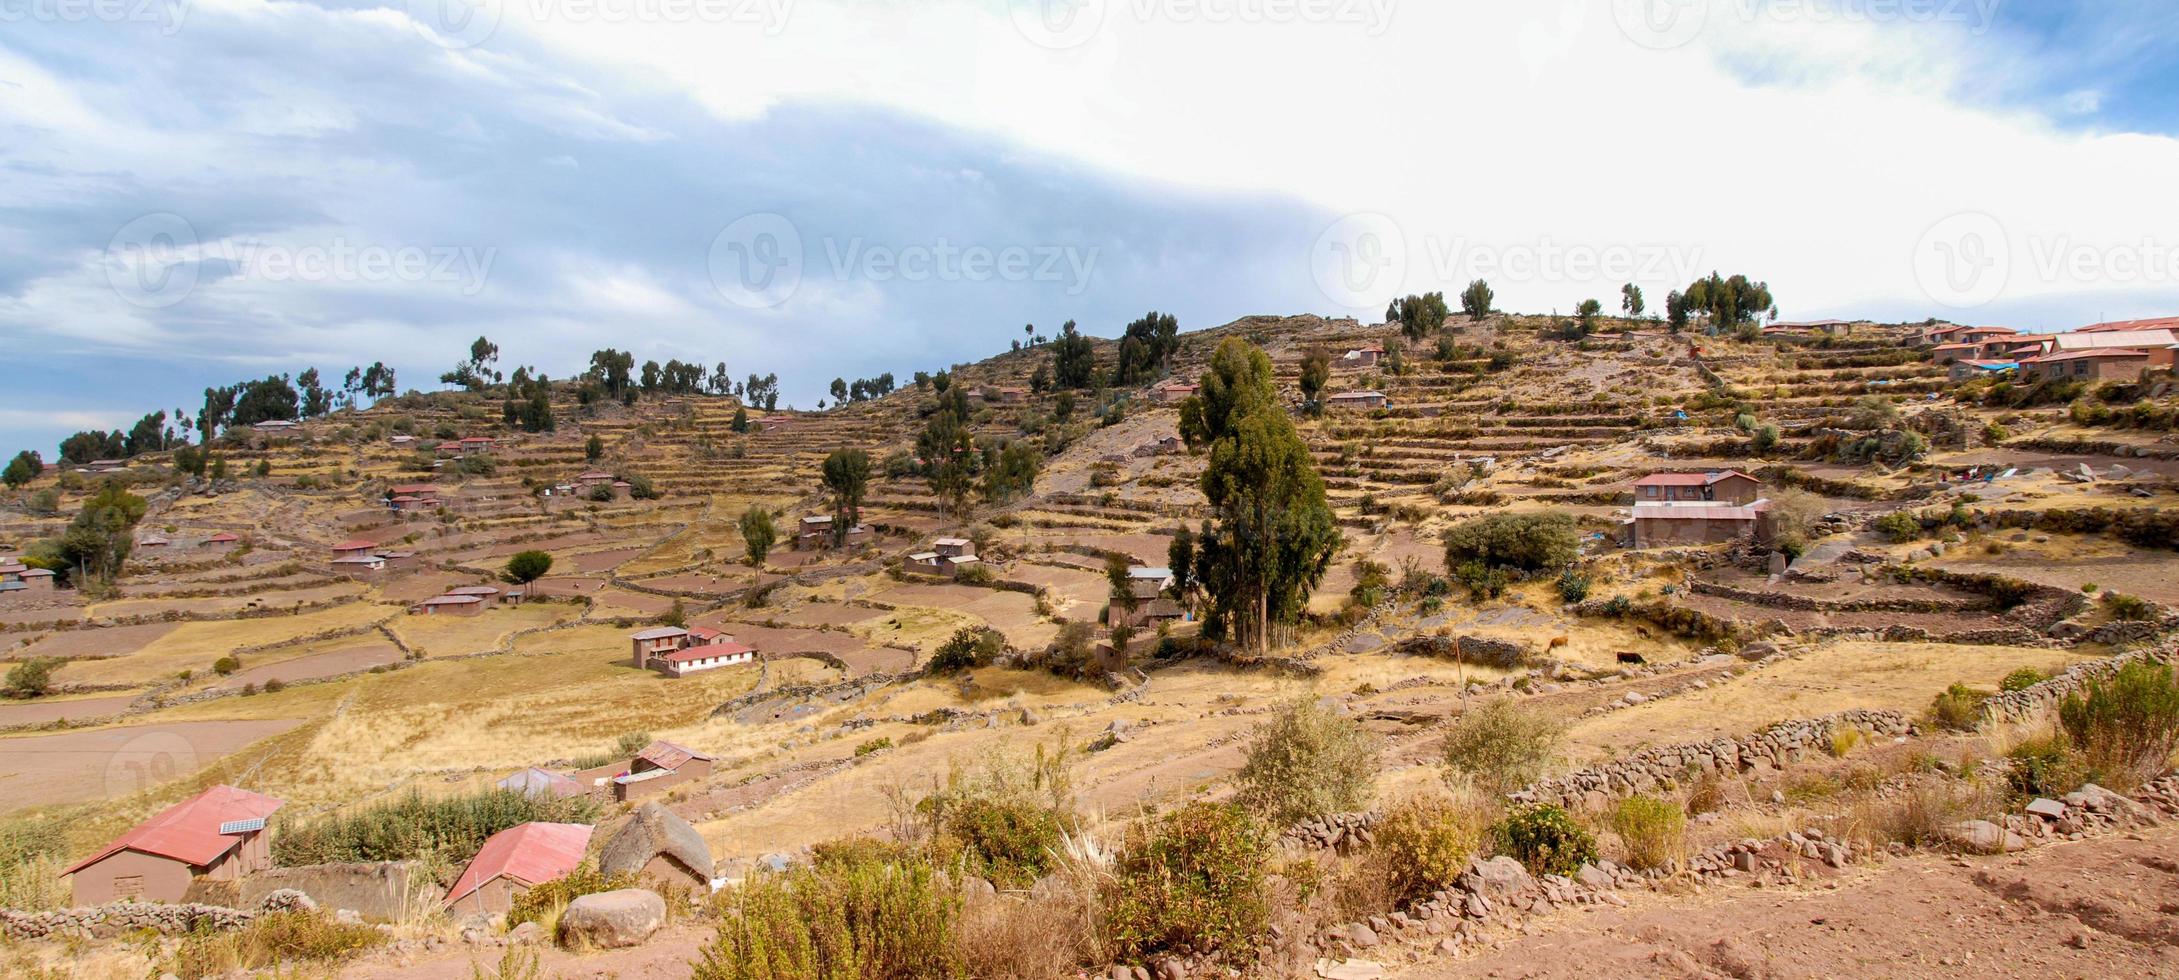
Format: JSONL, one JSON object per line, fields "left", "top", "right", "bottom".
{"left": 444, "top": 822, "right": 592, "bottom": 904}
{"left": 635, "top": 740, "right": 713, "bottom": 771}
{"left": 63, "top": 786, "right": 282, "bottom": 875}
{"left": 630, "top": 626, "right": 688, "bottom": 641}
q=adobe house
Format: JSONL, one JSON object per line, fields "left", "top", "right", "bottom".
{"left": 981, "top": 385, "right": 1029, "bottom": 405}
{"left": 1631, "top": 471, "right": 1761, "bottom": 506}
{"left": 1110, "top": 566, "right": 1185, "bottom": 630}
{"left": 331, "top": 554, "right": 388, "bottom": 577}
{"left": 1625, "top": 501, "right": 1773, "bottom": 549}
{"left": 1949, "top": 360, "right": 2017, "bottom": 382}
{"left": 1342, "top": 343, "right": 1385, "bottom": 367}
{"left": 205, "top": 532, "right": 242, "bottom": 547}
{"left": 2043, "top": 329, "right": 2178, "bottom": 368}
{"left": 629, "top": 626, "right": 692, "bottom": 668}
{"left": 458, "top": 437, "right": 496, "bottom": 454}
{"left": 446, "top": 585, "right": 504, "bottom": 607}
{"left": 444, "top": 822, "right": 592, "bottom": 919}
{"left": 796, "top": 516, "right": 872, "bottom": 551}
{"left": 754, "top": 415, "right": 795, "bottom": 432}
{"left": 62, "top": 785, "right": 282, "bottom": 905}
{"left": 612, "top": 741, "right": 716, "bottom": 802}
{"left": 1324, "top": 390, "right": 1389, "bottom": 411}
{"left": 2021, "top": 348, "right": 2154, "bottom": 384}
{"left": 574, "top": 470, "right": 615, "bottom": 489}
{"left": 1151, "top": 380, "right": 1199, "bottom": 405}
{"left": 330, "top": 539, "right": 377, "bottom": 560}
{"left": 906, "top": 550, "right": 944, "bottom": 574}
{"left": 410, "top": 594, "right": 486, "bottom": 616}
{"left": 631, "top": 625, "right": 754, "bottom": 677}
{"left": 18, "top": 568, "right": 55, "bottom": 594}
{"left": 498, "top": 767, "right": 585, "bottom": 800}
{"left": 1927, "top": 342, "right": 1978, "bottom": 364}
{"left": 599, "top": 802, "right": 714, "bottom": 895}
{"left": 375, "top": 549, "right": 420, "bottom": 570}
{"left": 933, "top": 537, "right": 973, "bottom": 559}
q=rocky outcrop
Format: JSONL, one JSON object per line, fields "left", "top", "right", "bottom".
{"left": 599, "top": 802, "right": 715, "bottom": 885}
{"left": 557, "top": 889, "right": 665, "bottom": 949}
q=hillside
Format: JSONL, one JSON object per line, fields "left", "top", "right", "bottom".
{"left": 3, "top": 310, "right": 2178, "bottom": 979}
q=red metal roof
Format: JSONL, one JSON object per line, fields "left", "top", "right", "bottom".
{"left": 2079, "top": 316, "right": 2179, "bottom": 333}
{"left": 444, "top": 822, "right": 592, "bottom": 904}
{"left": 331, "top": 540, "right": 376, "bottom": 551}
{"left": 1634, "top": 471, "right": 1754, "bottom": 487}
{"left": 2026, "top": 348, "right": 2152, "bottom": 364}
{"left": 1631, "top": 503, "right": 1766, "bottom": 521}
{"left": 206, "top": 533, "right": 241, "bottom": 542}
{"left": 63, "top": 785, "right": 282, "bottom": 875}
{"left": 659, "top": 642, "right": 753, "bottom": 664}
{"left": 634, "top": 740, "right": 713, "bottom": 771}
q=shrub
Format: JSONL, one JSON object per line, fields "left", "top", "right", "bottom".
{"left": 1441, "top": 699, "right": 1560, "bottom": 794}
{"left": 1371, "top": 791, "right": 1486, "bottom": 900}
{"left": 1492, "top": 803, "right": 1596, "bottom": 877}
{"left": 2102, "top": 592, "right": 2157, "bottom": 622}
{"left": 937, "top": 796, "right": 1063, "bottom": 890}
{"left": 2, "top": 657, "right": 60, "bottom": 698}
{"left": 2000, "top": 667, "right": 2047, "bottom": 693}
{"left": 694, "top": 847, "right": 963, "bottom": 980}
{"left": 855, "top": 737, "right": 893, "bottom": 757}
{"left": 2003, "top": 733, "right": 2085, "bottom": 803}
{"left": 1233, "top": 699, "right": 1380, "bottom": 827}
{"left": 1442, "top": 513, "right": 1580, "bottom": 574}
{"left": 1608, "top": 795, "right": 1685, "bottom": 871}
{"left": 1873, "top": 511, "right": 1921, "bottom": 543}
{"left": 212, "top": 656, "right": 241, "bottom": 676}
{"left": 1107, "top": 803, "right": 1269, "bottom": 963}
{"left": 925, "top": 627, "right": 1003, "bottom": 674}
{"left": 1452, "top": 560, "right": 1510, "bottom": 600}
{"left": 1925, "top": 683, "right": 1990, "bottom": 733}
{"left": 2057, "top": 660, "right": 2179, "bottom": 790}
{"left": 0, "top": 817, "right": 69, "bottom": 910}
{"left": 1555, "top": 569, "right": 1590, "bottom": 604}
{"left": 271, "top": 789, "right": 599, "bottom": 867}
{"left": 507, "top": 861, "right": 639, "bottom": 932}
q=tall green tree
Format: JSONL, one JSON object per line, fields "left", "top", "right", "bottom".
{"left": 1050, "top": 320, "right": 1097, "bottom": 389}
{"left": 1459, "top": 279, "right": 1494, "bottom": 321}
{"left": 1298, "top": 348, "right": 1332, "bottom": 412}
{"left": 1620, "top": 284, "right": 1645, "bottom": 318}
{"left": 980, "top": 439, "right": 1040, "bottom": 506}
{"left": 821, "top": 448, "right": 872, "bottom": 545}
{"left": 50, "top": 482, "right": 150, "bottom": 585}
{"left": 1682, "top": 273, "right": 1774, "bottom": 329}
{"left": 503, "top": 550, "right": 553, "bottom": 584}
{"left": 1389, "top": 292, "right": 1450, "bottom": 341}
{"left": 1185, "top": 339, "right": 1340, "bottom": 653}
{"left": 738, "top": 505, "right": 777, "bottom": 566}
{"left": 3, "top": 450, "right": 42, "bottom": 489}
{"left": 1113, "top": 311, "right": 1181, "bottom": 385}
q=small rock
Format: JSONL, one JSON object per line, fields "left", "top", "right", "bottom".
{"left": 1315, "top": 959, "right": 1387, "bottom": 980}
{"left": 2025, "top": 798, "right": 2066, "bottom": 820}
{"left": 507, "top": 921, "right": 543, "bottom": 945}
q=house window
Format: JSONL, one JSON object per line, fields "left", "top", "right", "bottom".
{"left": 113, "top": 875, "right": 143, "bottom": 898}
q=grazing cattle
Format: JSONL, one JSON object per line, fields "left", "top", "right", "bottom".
{"left": 1546, "top": 636, "right": 1569, "bottom": 653}
{"left": 1617, "top": 652, "right": 1647, "bottom": 666}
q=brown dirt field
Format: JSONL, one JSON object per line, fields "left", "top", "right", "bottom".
{"left": 1396, "top": 823, "right": 2179, "bottom": 979}
{"left": 0, "top": 718, "right": 305, "bottom": 811}
{"left": 8, "top": 622, "right": 178, "bottom": 660}
{"left": 699, "top": 620, "right": 911, "bottom": 676}
{"left": 212, "top": 641, "right": 404, "bottom": 690}
{"left": 565, "top": 546, "right": 651, "bottom": 572}
{"left": 0, "top": 694, "right": 138, "bottom": 727}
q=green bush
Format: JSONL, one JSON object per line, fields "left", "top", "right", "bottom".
{"left": 1925, "top": 683, "right": 1991, "bottom": 732}
{"left": 212, "top": 656, "right": 241, "bottom": 676}
{"left": 1608, "top": 795, "right": 1684, "bottom": 871}
{"left": 1493, "top": 803, "right": 1596, "bottom": 878}
{"left": 2102, "top": 592, "right": 2157, "bottom": 622}
{"left": 2000, "top": 667, "right": 2047, "bottom": 693}
{"left": 2, "top": 657, "right": 60, "bottom": 698}
{"left": 1874, "top": 512, "right": 1921, "bottom": 543}
{"left": 2004, "top": 733, "right": 2085, "bottom": 802}
{"left": 854, "top": 737, "right": 892, "bottom": 757}
{"left": 926, "top": 627, "right": 1004, "bottom": 674}
{"left": 694, "top": 846, "right": 963, "bottom": 980}
{"left": 1371, "top": 792, "right": 1485, "bottom": 900}
{"left": 1108, "top": 803, "right": 1269, "bottom": 963}
{"left": 1233, "top": 699, "right": 1381, "bottom": 827}
{"left": 2058, "top": 660, "right": 2179, "bottom": 789}
{"left": 503, "top": 550, "right": 554, "bottom": 584}
{"left": 936, "top": 796, "right": 1062, "bottom": 890}
{"left": 1555, "top": 569, "right": 1591, "bottom": 604}
{"left": 1442, "top": 513, "right": 1579, "bottom": 574}
{"left": 1441, "top": 699, "right": 1560, "bottom": 794}
{"left": 271, "top": 789, "right": 598, "bottom": 867}
{"left": 0, "top": 816, "right": 69, "bottom": 910}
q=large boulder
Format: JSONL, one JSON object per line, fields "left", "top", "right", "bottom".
{"left": 598, "top": 802, "right": 715, "bottom": 889}
{"left": 558, "top": 889, "right": 665, "bottom": 949}
{"left": 1457, "top": 856, "right": 1534, "bottom": 898}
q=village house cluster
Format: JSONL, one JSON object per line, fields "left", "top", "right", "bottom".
{"left": 1920, "top": 317, "right": 2179, "bottom": 385}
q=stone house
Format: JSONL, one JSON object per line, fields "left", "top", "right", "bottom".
{"left": 1631, "top": 471, "right": 1761, "bottom": 506}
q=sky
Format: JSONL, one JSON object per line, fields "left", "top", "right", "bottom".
{"left": 2, "top": 0, "right": 2177, "bottom": 457}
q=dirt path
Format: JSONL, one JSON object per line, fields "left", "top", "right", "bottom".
{"left": 1396, "top": 825, "right": 2179, "bottom": 979}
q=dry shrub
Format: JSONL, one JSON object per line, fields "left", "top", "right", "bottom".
{"left": 1825, "top": 727, "right": 1865, "bottom": 759}
{"left": 1924, "top": 683, "right": 1991, "bottom": 733}
{"left": 1846, "top": 776, "right": 2001, "bottom": 849}
{"left": 693, "top": 847, "right": 962, "bottom": 980}
{"left": 506, "top": 860, "right": 639, "bottom": 935}
{"left": 1371, "top": 790, "right": 1489, "bottom": 901}
{"left": 956, "top": 883, "right": 1099, "bottom": 980}
{"left": 1441, "top": 699, "right": 1561, "bottom": 795}
{"left": 1608, "top": 795, "right": 1685, "bottom": 871}
{"left": 1234, "top": 699, "right": 1381, "bottom": 827}
{"left": 1681, "top": 769, "right": 1733, "bottom": 816}
{"left": 167, "top": 911, "right": 384, "bottom": 980}
{"left": 0, "top": 817, "right": 69, "bottom": 911}
{"left": 2058, "top": 660, "right": 2179, "bottom": 791}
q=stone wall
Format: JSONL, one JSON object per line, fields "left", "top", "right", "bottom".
{"left": 1508, "top": 709, "right": 1913, "bottom": 810}
{"left": 239, "top": 861, "right": 426, "bottom": 923}
{"left": 0, "top": 889, "right": 312, "bottom": 941}
{"left": 1983, "top": 643, "right": 2177, "bottom": 722}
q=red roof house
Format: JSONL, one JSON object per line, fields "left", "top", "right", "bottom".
{"left": 63, "top": 785, "right": 283, "bottom": 905}
{"left": 206, "top": 532, "right": 241, "bottom": 544}
{"left": 445, "top": 822, "right": 593, "bottom": 917}
{"left": 1633, "top": 471, "right": 1762, "bottom": 505}
{"left": 331, "top": 540, "right": 377, "bottom": 556}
